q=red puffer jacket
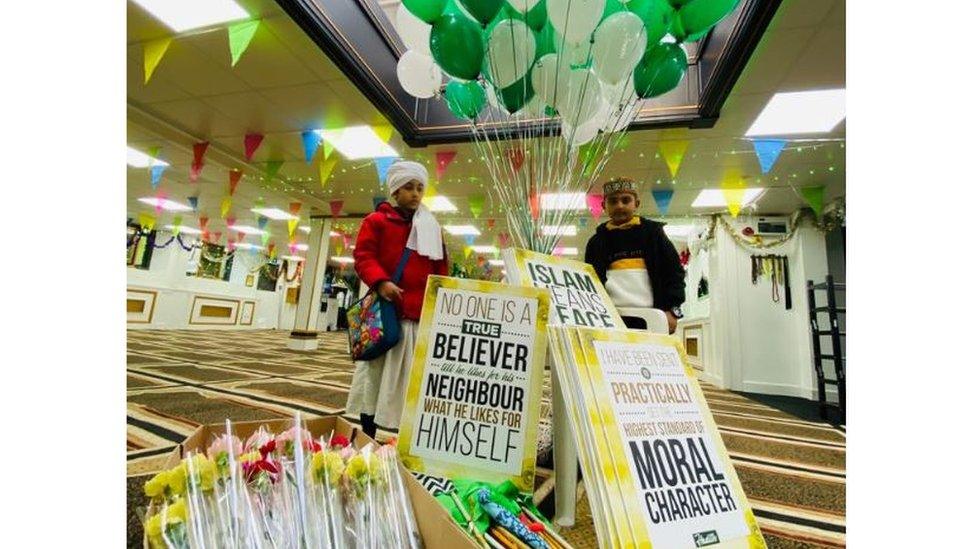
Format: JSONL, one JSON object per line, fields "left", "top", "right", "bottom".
{"left": 354, "top": 202, "right": 448, "bottom": 321}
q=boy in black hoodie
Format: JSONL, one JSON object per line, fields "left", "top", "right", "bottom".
{"left": 584, "top": 178, "right": 686, "bottom": 333}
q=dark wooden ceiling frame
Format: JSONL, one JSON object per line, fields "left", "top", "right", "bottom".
{"left": 276, "top": 0, "right": 782, "bottom": 147}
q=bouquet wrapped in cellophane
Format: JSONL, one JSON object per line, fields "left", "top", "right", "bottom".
{"left": 141, "top": 414, "right": 423, "bottom": 548}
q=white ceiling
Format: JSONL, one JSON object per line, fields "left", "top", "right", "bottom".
{"left": 127, "top": 0, "right": 845, "bottom": 255}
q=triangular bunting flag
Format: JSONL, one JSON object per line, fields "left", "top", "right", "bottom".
{"left": 800, "top": 186, "right": 826, "bottom": 216}
{"left": 330, "top": 200, "right": 344, "bottom": 217}
{"left": 211, "top": 231, "right": 222, "bottom": 244}
{"left": 172, "top": 215, "right": 183, "bottom": 236}
{"left": 464, "top": 235, "right": 476, "bottom": 246}
{"left": 148, "top": 146, "right": 161, "bottom": 161}
{"left": 221, "top": 195, "right": 232, "bottom": 218}
{"left": 487, "top": 218, "right": 496, "bottom": 230}
{"left": 321, "top": 140, "right": 335, "bottom": 162}
{"left": 138, "top": 213, "right": 156, "bottom": 232}
{"left": 469, "top": 195, "right": 484, "bottom": 218}
{"left": 199, "top": 216, "right": 209, "bottom": 231}
{"left": 319, "top": 156, "right": 339, "bottom": 186}
{"left": 435, "top": 151, "right": 457, "bottom": 181}
{"left": 498, "top": 232, "right": 510, "bottom": 248}
{"left": 289, "top": 202, "right": 302, "bottom": 216}
{"left": 190, "top": 142, "right": 209, "bottom": 182}
{"left": 143, "top": 38, "right": 172, "bottom": 84}
{"left": 372, "top": 196, "right": 386, "bottom": 210}
{"left": 226, "top": 216, "right": 236, "bottom": 229}
{"left": 150, "top": 165, "right": 166, "bottom": 189}
{"left": 302, "top": 130, "right": 322, "bottom": 164}
{"left": 268, "top": 243, "right": 276, "bottom": 257}
{"left": 261, "top": 233, "right": 271, "bottom": 247}
{"left": 288, "top": 220, "right": 298, "bottom": 237}
{"left": 507, "top": 148, "right": 525, "bottom": 172}
{"left": 257, "top": 216, "right": 269, "bottom": 231}
{"left": 586, "top": 194, "right": 603, "bottom": 221}
{"left": 578, "top": 217, "right": 589, "bottom": 228}
{"left": 658, "top": 140, "right": 690, "bottom": 177}
{"left": 244, "top": 133, "right": 264, "bottom": 161}
{"left": 372, "top": 124, "right": 394, "bottom": 144}
{"left": 187, "top": 196, "right": 199, "bottom": 211}
{"left": 752, "top": 139, "right": 787, "bottom": 174}
{"left": 723, "top": 188, "right": 746, "bottom": 218}
{"left": 264, "top": 160, "right": 284, "bottom": 180}
{"left": 374, "top": 157, "right": 397, "bottom": 185}
{"left": 652, "top": 190, "right": 674, "bottom": 216}
{"left": 228, "top": 170, "right": 243, "bottom": 195}
{"left": 228, "top": 20, "right": 261, "bottom": 67}
{"left": 464, "top": 246, "right": 473, "bottom": 259}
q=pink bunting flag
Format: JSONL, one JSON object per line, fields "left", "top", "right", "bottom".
{"left": 244, "top": 133, "right": 264, "bottom": 162}
{"left": 507, "top": 148, "right": 525, "bottom": 172}
{"left": 498, "top": 232, "right": 511, "bottom": 248}
{"left": 330, "top": 200, "right": 344, "bottom": 218}
{"left": 226, "top": 216, "right": 236, "bottom": 228}
{"left": 586, "top": 194, "right": 603, "bottom": 221}
{"left": 229, "top": 170, "right": 243, "bottom": 195}
{"left": 199, "top": 216, "right": 209, "bottom": 232}
{"left": 435, "top": 151, "right": 457, "bottom": 180}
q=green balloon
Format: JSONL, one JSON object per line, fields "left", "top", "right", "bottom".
{"left": 458, "top": 0, "right": 504, "bottom": 25}
{"left": 430, "top": 13, "right": 486, "bottom": 80}
{"left": 633, "top": 43, "right": 687, "bottom": 99}
{"left": 677, "top": 0, "right": 740, "bottom": 36}
{"left": 445, "top": 80, "right": 486, "bottom": 120}
{"left": 669, "top": 11, "right": 709, "bottom": 42}
{"left": 497, "top": 75, "right": 535, "bottom": 113}
{"left": 603, "top": 0, "right": 626, "bottom": 20}
{"left": 627, "top": 0, "right": 674, "bottom": 44}
{"left": 526, "top": 1, "right": 548, "bottom": 31}
{"left": 534, "top": 24, "right": 557, "bottom": 61}
{"left": 666, "top": 0, "right": 694, "bottom": 7}
{"left": 403, "top": 0, "right": 448, "bottom": 24}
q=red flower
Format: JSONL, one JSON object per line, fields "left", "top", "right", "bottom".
{"left": 242, "top": 457, "right": 281, "bottom": 485}
{"left": 305, "top": 439, "right": 322, "bottom": 453}
{"left": 329, "top": 435, "right": 350, "bottom": 449}
{"left": 259, "top": 439, "right": 277, "bottom": 458}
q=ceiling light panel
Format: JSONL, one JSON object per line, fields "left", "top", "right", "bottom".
{"left": 131, "top": 0, "right": 249, "bottom": 33}
{"left": 745, "top": 89, "right": 846, "bottom": 137}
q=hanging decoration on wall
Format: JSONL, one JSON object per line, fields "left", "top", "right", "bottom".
{"left": 435, "top": 150, "right": 457, "bottom": 181}
{"left": 651, "top": 189, "right": 674, "bottom": 215}
{"left": 374, "top": 156, "right": 397, "bottom": 185}
{"left": 586, "top": 193, "right": 603, "bottom": 221}
{"left": 220, "top": 195, "right": 232, "bottom": 218}
{"left": 751, "top": 254, "right": 792, "bottom": 310}
{"left": 319, "top": 155, "right": 338, "bottom": 186}
{"left": 228, "top": 19, "right": 261, "bottom": 66}
{"left": 244, "top": 133, "right": 264, "bottom": 161}
{"left": 658, "top": 139, "right": 690, "bottom": 178}
{"left": 264, "top": 160, "right": 284, "bottom": 180}
{"left": 228, "top": 169, "right": 243, "bottom": 195}
{"left": 190, "top": 142, "right": 209, "bottom": 182}
{"left": 143, "top": 37, "right": 172, "bottom": 84}
{"left": 138, "top": 213, "right": 156, "bottom": 232}
{"left": 330, "top": 199, "right": 344, "bottom": 218}
{"left": 799, "top": 185, "right": 826, "bottom": 217}
{"left": 751, "top": 138, "right": 787, "bottom": 174}
{"left": 150, "top": 164, "right": 166, "bottom": 190}
{"left": 469, "top": 194, "right": 485, "bottom": 218}
{"left": 301, "top": 130, "right": 322, "bottom": 164}
{"left": 187, "top": 196, "right": 199, "bottom": 211}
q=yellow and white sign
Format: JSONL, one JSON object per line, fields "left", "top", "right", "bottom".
{"left": 550, "top": 327, "right": 766, "bottom": 549}
{"left": 502, "top": 247, "right": 624, "bottom": 328}
{"left": 397, "top": 276, "right": 550, "bottom": 492}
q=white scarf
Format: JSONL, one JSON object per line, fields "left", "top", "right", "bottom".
{"left": 386, "top": 160, "right": 443, "bottom": 261}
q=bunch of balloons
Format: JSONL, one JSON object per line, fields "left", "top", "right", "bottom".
{"left": 395, "top": 0, "right": 741, "bottom": 145}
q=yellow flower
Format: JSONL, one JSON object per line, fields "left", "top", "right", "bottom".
{"left": 166, "top": 499, "right": 187, "bottom": 523}
{"left": 345, "top": 453, "right": 382, "bottom": 484}
{"left": 183, "top": 454, "right": 216, "bottom": 492}
{"left": 143, "top": 471, "right": 167, "bottom": 500}
{"left": 345, "top": 454, "right": 366, "bottom": 479}
{"left": 145, "top": 513, "right": 163, "bottom": 548}
{"left": 312, "top": 451, "right": 346, "bottom": 485}
{"left": 165, "top": 465, "right": 187, "bottom": 497}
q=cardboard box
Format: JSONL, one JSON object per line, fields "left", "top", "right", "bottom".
{"left": 162, "top": 415, "right": 478, "bottom": 548}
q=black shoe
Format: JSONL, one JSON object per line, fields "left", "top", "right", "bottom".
{"left": 360, "top": 413, "right": 377, "bottom": 439}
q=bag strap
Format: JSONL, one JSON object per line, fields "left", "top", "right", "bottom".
{"left": 391, "top": 249, "right": 413, "bottom": 284}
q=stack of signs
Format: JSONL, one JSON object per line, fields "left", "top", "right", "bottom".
{"left": 549, "top": 327, "right": 766, "bottom": 549}
{"left": 397, "top": 276, "right": 550, "bottom": 492}
{"left": 501, "top": 248, "right": 624, "bottom": 329}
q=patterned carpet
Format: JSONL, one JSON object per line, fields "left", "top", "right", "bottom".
{"left": 126, "top": 329, "right": 845, "bottom": 548}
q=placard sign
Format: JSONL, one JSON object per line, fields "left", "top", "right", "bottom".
{"left": 502, "top": 248, "right": 624, "bottom": 328}
{"left": 574, "top": 329, "right": 765, "bottom": 548}
{"left": 397, "top": 276, "right": 550, "bottom": 491}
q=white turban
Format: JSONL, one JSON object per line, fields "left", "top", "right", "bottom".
{"left": 386, "top": 160, "right": 428, "bottom": 195}
{"left": 385, "top": 160, "right": 443, "bottom": 261}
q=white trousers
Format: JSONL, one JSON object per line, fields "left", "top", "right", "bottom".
{"left": 345, "top": 320, "right": 418, "bottom": 430}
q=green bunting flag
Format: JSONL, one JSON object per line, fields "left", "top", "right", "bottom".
{"left": 264, "top": 160, "right": 284, "bottom": 180}
{"left": 469, "top": 194, "right": 485, "bottom": 218}
{"left": 228, "top": 20, "right": 261, "bottom": 67}
{"left": 800, "top": 186, "right": 826, "bottom": 216}
{"left": 319, "top": 156, "right": 338, "bottom": 186}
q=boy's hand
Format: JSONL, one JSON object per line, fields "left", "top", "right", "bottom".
{"left": 377, "top": 281, "right": 403, "bottom": 302}
{"left": 665, "top": 311, "right": 678, "bottom": 334}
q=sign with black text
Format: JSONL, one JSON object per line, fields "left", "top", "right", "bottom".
{"left": 397, "top": 276, "right": 550, "bottom": 491}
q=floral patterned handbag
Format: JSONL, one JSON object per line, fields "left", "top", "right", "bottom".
{"left": 346, "top": 249, "right": 412, "bottom": 361}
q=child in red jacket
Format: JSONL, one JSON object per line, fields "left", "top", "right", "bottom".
{"left": 345, "top": 160, "right": 448, "bottom": 438}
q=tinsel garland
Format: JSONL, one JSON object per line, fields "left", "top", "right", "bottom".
{"left": 702, "top": 201, "right": 846, "bottom": 253}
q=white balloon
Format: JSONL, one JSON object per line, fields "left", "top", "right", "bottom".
{"left": 397, "top": 50, "right": 441, "bottom": 98}
{"left": 547, "top": 0, "right": 606, "bottom": 44}
{"left": 530, "top": 53, "right": 561, "bottom": 108}
{"left": 486, "top": 18, "right": 536, "bottom": 89}
{"left": 601, "top": 78, "right": 640, "bottom": 132}
{"left": 562, "top": 117, "right": 600, "bottom": 146}
{"left": 592, "top": 12, "right": 647, "bottom": 85}
{"left": 556, "top": 68, "right": 602, "bottom": 126}
{"left": 520, "top": 94, "right": 548, "bottom": 117}
{"left": 395, "top": 3, "right": 431, "bottom": 56}
{"left": 507, "top": 0, "right": 541, "bottom": 13}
